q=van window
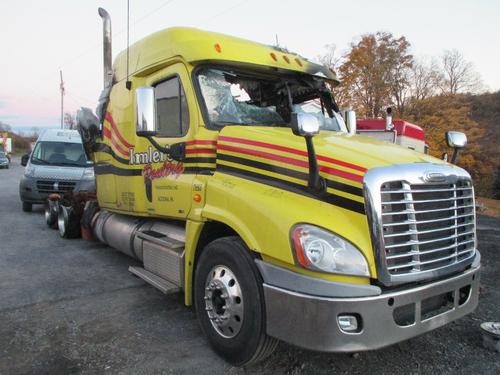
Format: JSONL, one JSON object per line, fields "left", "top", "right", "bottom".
{"left": 154, "top": 76, "right": 189, "bottom": 137}
{"left": 31, "top": 141, "right": 87, "bottom": 167}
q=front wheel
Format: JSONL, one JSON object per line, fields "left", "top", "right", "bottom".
{"left": 194, "top": 237, "right": 277, "bottom": 366}
{"left": 22, "top": 202, "right": 32, "bottom": 212}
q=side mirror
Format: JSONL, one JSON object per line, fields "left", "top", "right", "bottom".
{"left": 290, "top": 112, "right": 324, "bottom": 192}
{"left": 344, "top": 110, "right": 357, "bottom": 135}
{"left": 136, "top": 87, "right": 156, "bottom": 136}
{"left": 446, "top": 131, "right": 467, "bottom": 164}
{"left": 446, "top": 131, "right": 467, "bottom": 148}
{"left": 21, "top": 153, "right": 30, "bottom": 167}
{"left": 290, "top": 112, "right": 320, "bottom": 137}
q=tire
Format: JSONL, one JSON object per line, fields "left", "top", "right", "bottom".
{"left": 58, "top": 205, "right": 81, "bottom": 239}
{"left": 22, "top": 202, "right": 32, "bottom": 212}
{"left": 194, "top": 237, "right": 278, "bottom": 366}
{"left": 45, "top": 201, "right": 58, "bottom": 228}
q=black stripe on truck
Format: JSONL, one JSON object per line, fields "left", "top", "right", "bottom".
{"left": 216, "top": 164, "right": 365, "bottom": 215}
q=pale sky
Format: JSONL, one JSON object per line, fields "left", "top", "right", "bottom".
{"left": 0, "top": 0, "right": 499, "bottom": 128}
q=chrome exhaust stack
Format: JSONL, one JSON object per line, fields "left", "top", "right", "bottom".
{"left": 98, "top": 7, "right": 113, "bottom": 88}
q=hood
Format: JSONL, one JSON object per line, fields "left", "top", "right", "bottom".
{"left": 217, "top": 126, "right": 441, "bottom": 172}
{"left": 30, "top": 164, "right": 85, "bottom": 180}
{"left": 215, "top": 126, "right": 445, "bottom": 215}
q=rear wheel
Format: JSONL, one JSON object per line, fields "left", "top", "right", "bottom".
{"left": 58, "top": 205, "right": 81, "bottom": 238}
{"left": 194, "top": 237, "right": 277, "bottom": 366}
{"left": 45, "top": 202, "right": 58, "bottom": 228}
{"left": 22, "top": 202, "right": 32, "bottom": 212}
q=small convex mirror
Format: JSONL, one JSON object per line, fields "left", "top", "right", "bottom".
{"left": 136, "top": 87, "right": 156, "bottom": 136}
{"left": 291, "top": 112, "right": 320, "bottom": 137}
{"left": 446, "top": 131, "right": 467, "bottom": 148}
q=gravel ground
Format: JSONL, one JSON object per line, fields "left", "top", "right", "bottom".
{"left": 0, "top": 158, "right": 499, "bottom": 374}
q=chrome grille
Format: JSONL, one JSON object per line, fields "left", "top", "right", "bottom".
{"left": 36, "top": 180, "right": 76, "bottom": 194}
{"left": 380, "top": 180, "right": 476, "bottom": 276}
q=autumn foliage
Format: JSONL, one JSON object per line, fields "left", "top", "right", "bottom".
{"left": 321, "top": 32, "right": 498, "bottom": 199}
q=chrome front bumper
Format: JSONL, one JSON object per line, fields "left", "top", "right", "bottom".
{"left": 262, "top": 255, "right": 480, "bottom": 352}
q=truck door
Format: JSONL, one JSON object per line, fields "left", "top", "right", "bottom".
{"left": 142, "top": 64, "right": 197, "bottom": 218}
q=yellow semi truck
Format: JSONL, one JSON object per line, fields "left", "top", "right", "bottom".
{"left": 76, "top": 8, "right": 480, "bottom": 365}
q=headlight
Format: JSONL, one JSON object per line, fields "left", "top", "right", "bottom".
{"left": 291, "top": 224, "right": 370, "bottom": 277}
{"left": 24, "top": 165, "right": 35, "bottom": 177}
{"left": 82, "top": 167, "right": 94, "bottom": 179}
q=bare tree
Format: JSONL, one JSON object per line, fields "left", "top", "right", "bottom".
{"left": 30, "top": 127, "right": 40, "bottom": 139}
{"left": 439, "top": 49, "right": 483, "bottom": 94}
{"left": 318, "top": 43, "right": 341, "bottom": 71}
{"left": 410, "top": 58, "right": 441, "bottom": 101}
{"left": 0, "top": 121, "right": 11, "bottom": 132}
{"left": 64, "top": 112, "right": 76, "bottom": 129}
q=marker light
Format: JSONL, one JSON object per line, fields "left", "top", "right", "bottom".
{"left": 270, "top": 52, "right": 278, "bottom": 61}
{"left": 214, "top": 43, "right": 222, "bottom": 53}
{"left": 295, "top": 58, "right": 303, "bottom": 67}
{"left": 283, "top": 55, "right": 290, "bottom": 64}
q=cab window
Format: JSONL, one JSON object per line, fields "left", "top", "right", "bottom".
{"left": 154, "top": 76, "right": 189, "bottom": 137}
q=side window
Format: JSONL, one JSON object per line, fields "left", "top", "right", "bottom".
{"left": 154, "top": 76, "right": 189, "bottom": 137}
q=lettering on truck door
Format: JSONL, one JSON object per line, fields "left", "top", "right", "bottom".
{"left": 141, "top": 63, "right": 198, "bottom": 218}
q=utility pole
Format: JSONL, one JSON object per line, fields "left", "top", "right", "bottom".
{"left": 59, "top": 70, "right": 65, "bottom": 129}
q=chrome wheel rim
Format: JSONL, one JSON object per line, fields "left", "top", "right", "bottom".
{"left": 44, "top": 206, "right": 51, "bottom": 223}
{"left": 204, "top": 265, "right": 244, "bottom": 338}
{"left": 58, "top": 206, "right": 67, "bottom": 236}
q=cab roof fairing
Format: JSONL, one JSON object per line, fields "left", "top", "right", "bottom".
{"left": 111, "top": 27, "right": 340, "bottom": 85}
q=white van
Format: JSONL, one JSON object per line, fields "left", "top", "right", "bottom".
{"left": 19, "top": 129, "right": 95, "bottom": 212}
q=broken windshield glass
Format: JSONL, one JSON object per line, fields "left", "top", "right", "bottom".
{"left": 196, "top": 67, "right": 346, "bottom": 132}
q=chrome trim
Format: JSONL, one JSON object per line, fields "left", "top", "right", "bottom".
{"left": 255, "top": 260, "right": 381, "bottom": 298}
{"left": 364, "top": 163, "right": 477, "bottom": 286}
{"left": 264, "top": 261, "right": 480, "bottom": 352}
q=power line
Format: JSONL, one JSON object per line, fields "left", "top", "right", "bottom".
{"left": 60, "top": 0, "right": 177, "bottom": 69}
{"left": 202, "top": 0, "right": 249, "bottom": 24}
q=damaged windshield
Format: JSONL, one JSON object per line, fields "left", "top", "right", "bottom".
{"left": 196, "top": 67, "right": 346, "bottom": 132}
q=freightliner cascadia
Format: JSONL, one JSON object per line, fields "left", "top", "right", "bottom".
{"left": 76, "top": 8, "right": 480, "bottom": 365}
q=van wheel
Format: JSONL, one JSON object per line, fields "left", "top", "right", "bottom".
{"left": 58, "top": 205, "right": 81, "bottom": 238}
{"left": 22, "top": 202, "right": 32, "bottom": 212}
{"left": 194, "top": 237, "right": 277, "bottom": 366}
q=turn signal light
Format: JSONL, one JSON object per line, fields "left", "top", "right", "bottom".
{"left": 193, "top": 193, "right": 202, "bottom": 202}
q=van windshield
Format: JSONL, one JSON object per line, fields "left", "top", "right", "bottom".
{"left": 31, "top": 141, "right": 87, "bottom": 167}
{"left": 196, "top": 67, "right": 346, "bottom": 132}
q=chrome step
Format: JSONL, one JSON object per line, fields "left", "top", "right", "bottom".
{"left": 129, "top": 266, "right": 180, "bottom": 295}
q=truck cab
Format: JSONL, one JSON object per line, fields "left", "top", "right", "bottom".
{"left": 79, "top": 10, "right": 480, "bottom": 365}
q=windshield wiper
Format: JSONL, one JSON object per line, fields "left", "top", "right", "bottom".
{"left": 58, "top": 162, "right": 85, "bottom": 167}
{"left": 31, "top": 156, "right": 50, "bottom": 165}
